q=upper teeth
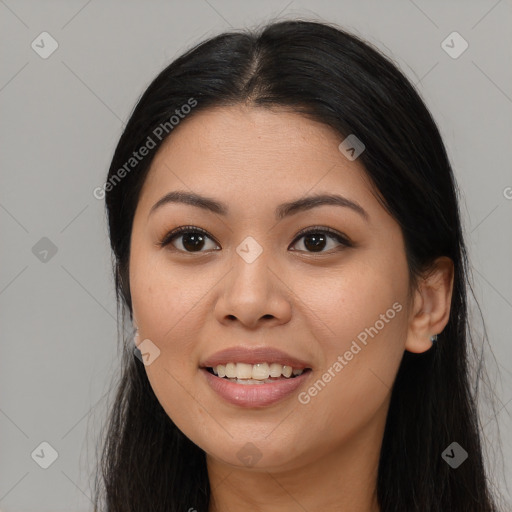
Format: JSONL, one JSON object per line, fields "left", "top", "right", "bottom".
{"left": 211, "top": 362, "right": 305, "bottom": 380}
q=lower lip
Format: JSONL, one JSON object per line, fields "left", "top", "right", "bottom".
{"left": 201, "top": 368, "right": 312, "bottom": 408}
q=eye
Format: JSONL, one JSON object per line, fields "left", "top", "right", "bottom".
{"left": 289, "top": 226, "right": 352, "bottom": 253}
{"left": 158, "top": 225, "right": 352, "bottom": 254}
{"left": 158, "top": 225, "right": 220, "bottom": 253}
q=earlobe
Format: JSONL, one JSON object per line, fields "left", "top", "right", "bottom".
{"left": 404, "top": 257, "right": 454, "bottom": 354}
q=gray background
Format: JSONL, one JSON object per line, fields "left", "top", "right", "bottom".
{"left": 1, "top": 1, "right": 511, "bottom": 510}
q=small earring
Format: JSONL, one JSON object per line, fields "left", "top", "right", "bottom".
{"left": 430, "top": 334, "right": 438, "bottom": 343}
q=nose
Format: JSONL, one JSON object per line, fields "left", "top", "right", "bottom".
{"left": 214, "top": 248, "right": 292, "bottom": 329}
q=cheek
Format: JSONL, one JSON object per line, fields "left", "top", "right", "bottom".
{"left": 129, "top": 254, "right": 209, "bottom": 435}
{"left": 130, "top": 246, "right": 203, "bottom": 345}
{"left": 293, "top": 255, "right": 408, "bottom": 410}
{"left": 292, "top": 254, "right": 408, "bottom": 345}
{"left": 129, "top": 247, "right": 223, "bottom": 402}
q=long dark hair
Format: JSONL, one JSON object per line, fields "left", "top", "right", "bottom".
{"left": 93, "top": 19, "right": 502, "bottom": 511}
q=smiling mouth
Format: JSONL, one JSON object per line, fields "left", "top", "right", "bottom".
{"left": 204, "top": 362, "right": 312, "bottom": 385}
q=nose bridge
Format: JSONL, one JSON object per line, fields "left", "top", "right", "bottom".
{"left": 215, "top": 233, "right": 291, "bottom": 326}
{"left": 230, "top": 234, "right": 273, "bottom": 299}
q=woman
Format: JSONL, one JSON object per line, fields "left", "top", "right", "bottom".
{"left": 93, "top": 19, "right": 501, "bottom": 511}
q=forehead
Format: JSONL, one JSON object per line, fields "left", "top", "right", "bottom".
{"left": 137, "top": 105, "right": 379, "bottom": 218}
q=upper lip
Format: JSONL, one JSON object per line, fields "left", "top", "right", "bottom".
{"left": 200, "top": 346, "right": 312, "bottom": 369}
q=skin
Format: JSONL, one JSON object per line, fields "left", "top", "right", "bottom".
{"left": 129, "top": 104, "right": 454, "bottom": 511}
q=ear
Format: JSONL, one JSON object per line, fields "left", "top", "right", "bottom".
{"left": 405, "top": 256, "right": 454, "bottom": 353}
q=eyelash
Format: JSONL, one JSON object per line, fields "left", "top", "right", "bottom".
{"left": 158, "top": 225, "right": 353, "bottom": 254}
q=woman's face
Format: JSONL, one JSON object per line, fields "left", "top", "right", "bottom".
{"left": 129, "top": 105, "right": 414, "bottom": 473}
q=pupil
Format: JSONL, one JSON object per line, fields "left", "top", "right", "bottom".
{"left": 183, "top": 233, "right": 205, "bottom": 251}
{"left": 304, "top": 233, "right": 326, "bottom": 252}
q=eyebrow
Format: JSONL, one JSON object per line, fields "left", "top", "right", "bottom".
{"left": 149, "top": 190, "right": 369, "bottom": 221}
